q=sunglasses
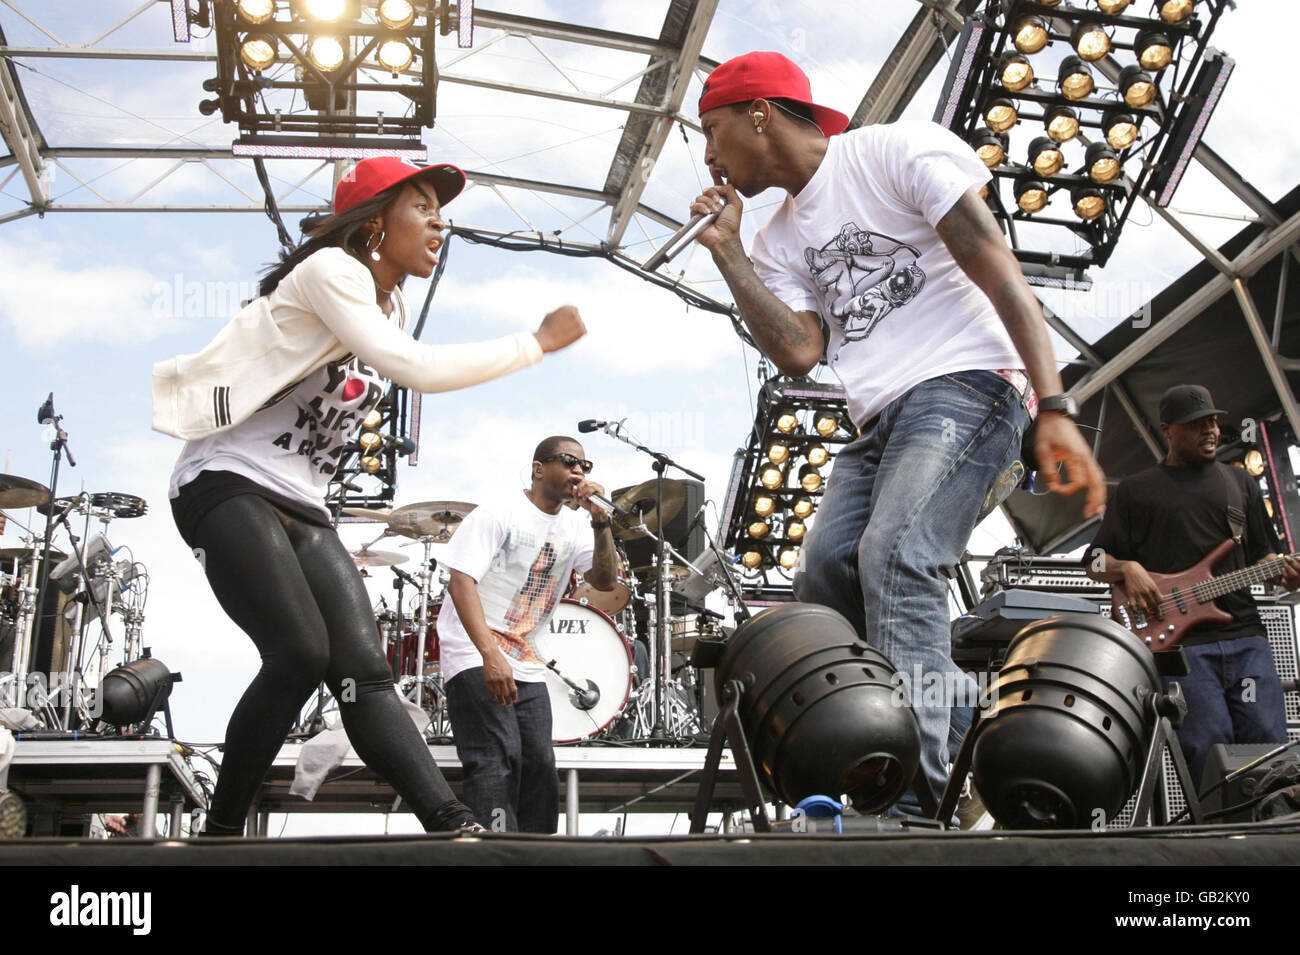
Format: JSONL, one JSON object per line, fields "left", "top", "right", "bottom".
{"left": 540, "top": 452, "right": 594, "bottom": 474}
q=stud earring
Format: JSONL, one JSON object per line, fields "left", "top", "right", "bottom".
{"left": 368, "top": 229, "right": 385, "bottom": 262}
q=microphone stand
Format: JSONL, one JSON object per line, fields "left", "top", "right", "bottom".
{"left": 29, "top": 398, "right": 76, "bottom": 712}
{"left": 590, "top": 422, "right": 706, "bottom": 743}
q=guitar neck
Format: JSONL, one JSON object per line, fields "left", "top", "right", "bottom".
{"left": 1193, "top": 552, "right": 1297, "bottom": 602}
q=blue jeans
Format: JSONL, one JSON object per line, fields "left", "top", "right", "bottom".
{"left": 794, "top": 370, "right": 1028, "bottom": 810}
{"left": 445, "top": 669, "right": 559, "bottom": 833}
{"left": 1167, "top": 635, "right": 1288, "bottom": 787}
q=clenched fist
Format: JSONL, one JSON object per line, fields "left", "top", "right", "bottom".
{"left": 534, "top": 305, "right": 586, "bottom": 353}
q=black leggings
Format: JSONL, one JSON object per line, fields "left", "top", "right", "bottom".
{"left": 191, "top": 494, "right": 473, "bottom": 832}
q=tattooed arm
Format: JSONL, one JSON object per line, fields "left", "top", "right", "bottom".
{"left": 936, "top": 187, "right": 1106, "bottom": 517}
{"left": 691, "top": 182, "right": 824, "bottom": 376}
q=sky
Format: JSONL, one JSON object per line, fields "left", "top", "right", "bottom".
{"left": 1, "top": 0, "right": 1296, "bottom": 836}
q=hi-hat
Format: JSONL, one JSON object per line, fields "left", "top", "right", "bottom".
{"left": 0, "top": 474, "right": 51, "bottom": 510}
{"left": 350, "top": 548, "right": 408, "bottom": 568}
{"left": 611, "top": 479, "right": 685, "bottom": 541}
{"left": 0, "top": 545, "right": 68, "bottom": 563}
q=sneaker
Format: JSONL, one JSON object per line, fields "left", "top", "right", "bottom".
{"left": 457, "top": 821, "right": 487, "bottom": 835}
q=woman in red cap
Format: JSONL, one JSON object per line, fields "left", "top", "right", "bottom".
{"left": 153, "top": 157, "right": 585, "bottom": 835}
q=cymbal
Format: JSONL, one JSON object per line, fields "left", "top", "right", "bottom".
{"left": 0, "top": 474, "right": 50, "bottom": 510}
{"left": 611, "top": 478, "right": 686, "bottom": 541}
{"left": 350, "top": 548, "right": 408, "bottom": 568}
{"left": 340, "top": 506, "right": 394, "bottom": 521}
{"left": 630, "top": 564, "right": 692, "bottom": 581}
{"left": 0, "top": 545, "right": 67, "bottom": 563}
{"left": 385, "top": 501, "right": 476, "bottom": 541}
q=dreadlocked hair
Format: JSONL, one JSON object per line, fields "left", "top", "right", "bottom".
{"left": 257, "top": 182, "right": 405, "bottom": 298}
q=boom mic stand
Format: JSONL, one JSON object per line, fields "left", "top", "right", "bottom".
{"left": 586, "top": 421, "right": 706, "bottom": 742}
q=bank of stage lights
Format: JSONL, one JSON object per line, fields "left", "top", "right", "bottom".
{"left": 934, "top": 0, "right": 1235, "bottom": 287}
{"left": 199, "top": 0, "right": 475, "bottom": 159}
{"left": 719, "top": 379, "right": 853, "bottom": 600}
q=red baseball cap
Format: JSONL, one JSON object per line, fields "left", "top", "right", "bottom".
{"left": 698, "top": 51, "right": 849, "bottom": 137}
{"left": 333, "top": 156, "right": 466, "bottom": 214}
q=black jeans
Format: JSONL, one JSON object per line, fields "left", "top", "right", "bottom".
{"left": 189, "top": 493, "right": 473, "bottom": 832}
{"left": 445, "top": 668, "right": 558, "bottom": 833}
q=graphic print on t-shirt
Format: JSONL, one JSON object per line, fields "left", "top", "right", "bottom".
{"left": 494, "top": 541, "right": 560, "bottom": 664}
{"left": 268, "top": 354, "right": 386, "bottom": 477}
{"left": 804, "top": 222, "right": 927, "bottom": 361}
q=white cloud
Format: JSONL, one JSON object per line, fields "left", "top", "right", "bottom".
{"left": 0, "top": 238, "right": 186, "bottom": 347}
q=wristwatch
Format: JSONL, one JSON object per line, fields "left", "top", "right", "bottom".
{"left": 1037, "top": 394, "right": 1079, "bottom": 419}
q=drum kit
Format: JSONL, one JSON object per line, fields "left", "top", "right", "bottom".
{"left": 0, "top": 473, "right": 151, "bottom": 730}
{"left": 324, "top": 474, "right": 741, "bottom": 746}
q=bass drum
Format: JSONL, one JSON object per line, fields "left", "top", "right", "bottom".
{"left": 533, "top": 599, "right": 633, "bottom": 743}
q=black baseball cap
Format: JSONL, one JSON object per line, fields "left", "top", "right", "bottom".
{"left": 1159, "top": 384, "right": 1226, "bottom": 424}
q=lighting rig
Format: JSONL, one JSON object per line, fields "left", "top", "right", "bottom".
{"left": 934, "top": 0, "right": 1235, "bottom": 285}
{"left": 328, "top": 385, "right": 420, "bottom": 515}
{"left": 719, "top": 378, "right": 854, "bottom": 602}
{"left": 200, "top": 0, "right": 440, "bottom": 159}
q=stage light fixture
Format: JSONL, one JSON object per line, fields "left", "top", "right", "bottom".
{"left": 1096, "top": 0, "right": 1131, "bottom": 12}
{"left": 362, "top": 409, "right": 383, "bottom": 430}
{"left": 778, "top": 548, "right": 799, "bottom": 570}
{"left": 377, "top": 0, "right": 415, "bottom": 30}
{"left": 233, "top": 136, "right": 427, "bottom": 160}
{"left": 1072, "top": 185, "right": 1107, "bottom": 220}
{"left": 240, "top": 34, "right": 278, "bottom": 72}
{"left": 1029, "top": 136, "right": 1064, "bottom": 177}
{"left": 1104, "top": 110, "right": 1139, "bottom": 149}
{"left": 98, "top": 658, "right": 178, "bottom": 727}
{"left": 1044, "top": 105, "right": 1079, "bottom": 143}
{"left": 973, "top": 127, "right": 1008, "bottom": 168}
{"left": 359, "top": 407, "right": 385, "bottom": 473}
{"left": 1244, "top": 450, "right": 1265, "bottom": 477}
{"left": 741, "top": 550, "right": 763, "bottom": 569}
{"left": 376, "top": 38, "right": 414, "bottom": 73}
{"left": 767, "top": 443, "right": 790, "bottom": 465}
{"left": 1072, "top": 22, "right": 1111, "bottom": 62}
{"left": 748, "top": 521, "right": 772, "bottom": 540}
{"left": 1086, "top": 141, "right": 1122, "bottom": 183}
{"left": 358, "top": 432, "right": 383, "bottom": 454}
{"left": 236, "top": 0, "right": 275, "bottom": 24}
{"left": 294, "top": 0, "right": 350, "bottom": 21}
{"left": 787, "top": 521, "right": 806, "bottom": 542}
{"left": 776, "top": 413, "right": 799, "bottom": 434}
{"left": 1150, "top": 51, "right": 1233, "bottom": 207}
{"left": 1137, "top": 30, "right": 1174, "bottom": 72}
{"left": 1013, "top": 16, "right": 1049, "bottom": 54}
{"left": 1120, "top": 65, "right": 1157, "bottom": 108}
{"left": 307, "top": 35, "right": 346, "bottom": 72}
{"left": 793, "top": 497, "right": 814, "bottom": 520}
{"left": 753, "top": 495, "right": 776, "bottom": 518}
{"left": 1058, "top": 56, "right": 1095, "bottom": 101}
{"left": 815, "top": 415, "right": 839, "bottom": 437}
{"left": 984, "top": 97, "right": 1018, "bottom": 134}
{"left": 760, "top": 465, "right": 784, "bottom": 490}
{"left": 999, "top": 53, "right": 1034, "bottom": 92}
{"left": 1015, "top": 176, "right": 1049, "bottom": 214}
{"left": 807, "top": 445, "right": 830, "bottom": 468}
{"left": 799, "top": 464, "right": 822, "bottom": 493}
{"left": 1160, "top": 0, "right": 1195, "bottom": 24}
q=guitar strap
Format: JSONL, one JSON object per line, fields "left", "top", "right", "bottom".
{"left": 1217, "top": 463, "right": 1247, "bottom": 545}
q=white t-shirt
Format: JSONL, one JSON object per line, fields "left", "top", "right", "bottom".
{"left": 751, "top": 120, "right": 1022, "bottom": 426}
{"left": 437, "top": 493, "right": 594, "bottom": 683}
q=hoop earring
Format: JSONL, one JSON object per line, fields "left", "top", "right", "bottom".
{"left": 368, "top": 229, "right": 386, "bottom": 262}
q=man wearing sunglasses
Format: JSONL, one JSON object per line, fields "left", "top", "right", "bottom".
{"left": 436, "top": 436, "right": 618, "bottom": 832}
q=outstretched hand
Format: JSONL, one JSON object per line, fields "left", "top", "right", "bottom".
{"left": 1033, "top": 412, "right": 1107, "bottom": 518}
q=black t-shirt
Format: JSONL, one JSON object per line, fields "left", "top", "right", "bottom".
{"left": 1088, "top": 462, "right": 1281, "bottom": 645}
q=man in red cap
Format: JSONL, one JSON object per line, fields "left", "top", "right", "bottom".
{"left": 690, "top": 51, "right": 1106, "bottom": 814}
{"left": 1087, "top": 385, "right": 1298, "bottom": 786}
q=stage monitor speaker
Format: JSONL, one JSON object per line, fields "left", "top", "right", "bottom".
{"left": 1200, "top": 743, "right": 1300, "bottom": 823}
{"left": 613, "top": 478, "right": 705, "bottom": 570}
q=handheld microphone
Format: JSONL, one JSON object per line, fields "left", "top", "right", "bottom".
{"left": 643, "top": 198, "right": 725, "bottom": 273}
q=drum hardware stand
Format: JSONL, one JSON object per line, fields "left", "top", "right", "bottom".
{"left": 589, "top": 422, "right": 707, "bottom": 743}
